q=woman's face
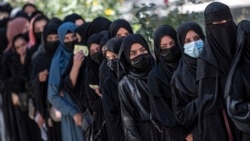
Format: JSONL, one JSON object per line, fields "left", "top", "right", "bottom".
{"left": 106, "top": 50, "right": 118, "bottom": 60}
{"left": 46, "top": 34, "right": 59, "bottom": 42}
{"left": 34, "top": 19, "right": 47, "bottom": 33}
{"left": 160, "top": 35, "right": 175, "bottom": 49}
{"left": 14, "top": 38, "right": 27, "bottom": 56}
{"left": 64, "top": 33, "right": 77, "bottom": 42}
{"left": 75, "top": 19, "right": 84, "bottom": 26}
{"left": 90, "top": 43, "right": 100, "bottom": 55}
{"left": 129, "top": 43, "right": 148, "bottom": 59}
{"left": 184, "top": 30, "right": 201, "bottom": 44}
{"left": 116, "top": 27, "right": 129, "bottom": 37}
{"left": 24, "top": 6, "right": 36, "bottom": 15}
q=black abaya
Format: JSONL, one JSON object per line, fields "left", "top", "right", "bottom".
{"left": 118, "top": 34, "right": 160, "bottom": 141}
{"left": 197, "top": 2, "right": 240, "bottom": 141}
{"left": 225, "top": 20, "right": 250, "bottom": 141}
{"left": 171, "top": 22, "right": 205, "bottom": 141}
{"left": 148, "top": 25, "right": 186, "bottom": 141}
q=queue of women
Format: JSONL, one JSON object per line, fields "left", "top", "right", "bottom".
{"left": 0, "top": 1, "right": 250, "bottom": 141}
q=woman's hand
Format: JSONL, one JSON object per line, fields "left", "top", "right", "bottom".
{"left": 73, "top": 112, "right": 82, "bottom": 126}
{"left": 11, "top": 93, "right": 20, "bottom": 106}
{"left": 73, "top": 51, "right": 85, "bottom": 69}
{"left": 95, "top": 88, "right": 102, "bottom": 97}
{"left": 39, "top": 69, "right": 48, "bottom": 82}
{"left": 185, "top": 133, "right": 193, "bottom": 141}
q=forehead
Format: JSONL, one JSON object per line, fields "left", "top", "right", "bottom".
{"left": 130, "top": 43, "right": 143, "bottom": 51}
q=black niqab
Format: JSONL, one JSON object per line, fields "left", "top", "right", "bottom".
{"left": 109, "top": 19, "right": 133, "bottom": 38}
{"left": 198, "top": 2, "right": 237, "bottom": 79}
{"left": 75, "top": 22, "right": 90, "bottom": 45}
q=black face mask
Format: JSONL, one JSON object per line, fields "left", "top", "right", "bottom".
{"left": 91, "top": 51, "right": 104, "bottom": 65}
{"left": 107, "top": 59, "right": 118, "bottom": 72}
{"left": 64, "top": 39, "right": 78, "bottom": 52}
{"left": 44, "top": 40, "right": 59, "bottom": 54}
{"left": 160, "top": 45, "right": 181, "bottom": 63}
{"left": 130, "top": 53, "right": 151, "bottom": 71}
{"left": 34, "top": 32, "right": 42, "bottom": 42}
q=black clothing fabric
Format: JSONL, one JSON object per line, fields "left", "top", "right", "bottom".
{"left": 32, "top": 22, "right": 62, "bottom": 141}
{"left": 102, "top": 37, "right": 124, "bottom": 141}
{"left": 148, "top": 25, "right": 186, "bottom": 141}
{"left": 225, "top": 20, "right": 250, "bottom": 141}
{"left": 171, "top": 22, "right": 205, "bottom": 141}
{"left": 118, "top": 34, "right": 160, "bottom": 141}
{"left": 85, "top": 33, "right": 108, "bottom": 141}
{"left": 76, "top": 22, "right": 91, "bottom": 45}
{"left": 86, "top": 17, "right": 111, "bottom": 41}
{"left": 4, "top": 49, "right": 41, "bottom": 141}
{"left": 63, "top": 13, "right": 84, "bottom": 24}
{"left": 197, "top": 2, "right": 239, "bottom": 141}
{"left": 109, "top": 19, "right": 133, "bottom": 38}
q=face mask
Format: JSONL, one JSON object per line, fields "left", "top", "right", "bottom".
{"left": 34, "top": 32, "right": 42, "bottom": 42}
{"left": 91, "top": 51, "right": 104, "bottom": 64}
{"left": 107, "top": 59, "right": 118, "bottom": 72}
{"left": 64, "top": 39, "right": 78, "bottom": 52}
{"left": 160, "top": 45, "right": 181, "bottom": 62}
{"left": 183, "top": 39, "right": 204, "bottom": 58}
{"left": 130, "top": 53, "right": 151, "bottom": 71}
{"left": 44, "top": 40, "right": 59, "bottom": 54}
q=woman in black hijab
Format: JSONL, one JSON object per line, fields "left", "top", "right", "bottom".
{"left": 197, "top": 2, "right": 240, "bottom": 141}
{"left": 32, "top": 21, "right": 62, "bottom": 141}
{"left": 7, "top": 34, "right": 40, "bottom": 141}
{"left": 225, "top": 20, "right": 250, "bottom": 141}
{"left": 171, "top": 22, "right": 205, "bottom": 141}
{"left": 148, "top": 25, "right": 186, "bottom": 141}
{"left": 86, "top": 16, "right": 111, "bottom": 42}
{"left": 29, "top": 15, "right": 49, "bottom": 54}
{"left": 102, "top": 37, "right": 124, "bottom": 141}
{"left": 63, "top": 13, "right": 85, "bottom": 26}
{"left": 109, "top": 19, "right": 133, "bottom": 38}
{"left": 118, "top": 34, "right": 161, "bottom": 141}
{"left": 85, "top": 33, "right": 109, "bottom": 141}
{"left": 76, "top": 22, "right": 91, "bottom": 45}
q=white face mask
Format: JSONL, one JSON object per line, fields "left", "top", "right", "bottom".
{"left": 183, "top": 39, "right": 204, "bottom": 58}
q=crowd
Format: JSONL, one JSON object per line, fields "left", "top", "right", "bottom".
{"left": 0, "top": 1, "right": 250, "bottom": 141}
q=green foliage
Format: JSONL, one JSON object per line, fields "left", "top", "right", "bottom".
{"left": 6, "top": 0, "right": 122, "bottom": 21}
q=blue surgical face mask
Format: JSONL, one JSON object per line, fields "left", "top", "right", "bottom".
{"left": 183, "top": 39, "right": 204, "bottom": 58}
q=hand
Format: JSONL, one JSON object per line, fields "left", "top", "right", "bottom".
{"left": 185, "top": 133, "right": 193, "bottom": 141}
{"left": 36, "top": 113, "right": 45, "bottom": 128}
{"left": 95, "top": 88, "right": 102, "bottom": 97}
{"left": 73, "top": 51, "right": 85, "bottom": 69}
{"left": 73, "top": 113, "right": 82, "bottom": 126}
{"left": 39, "top": 69, "right": 48, "bottom": 82}
{"left": 12, "top": 93, "right": 20, "bottom": 106}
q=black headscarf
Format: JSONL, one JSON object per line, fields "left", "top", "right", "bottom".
{"left": 149, "top": 25, "right": 181, "bottom": 96}
{"left": 109, "top": 19, "right": 133, "bottom": 38}
{"left": 32, "top": 15, "right": 49, "bottom": 43}
{"left": 118, "top": 34, "right": 154, "bottom": 79}
{"left": 105, "top": 37, "right": 123, "bottom": 55}
{"left": 75, "top": 22, "right": 90, "bottom": 45}
{"left": 42, "top": 22, "right": 61, "bottom": 55}
{"left": 171, "top": 22, "right": 205, "bottom": 95}
{"left": 63, "top": 13, "right": 84, "bottom": 24}
{"left": 0, "top": 28, "right": 7, "bottom": 54}
{"left": 153, "top": 25, "right": 181, "bottom": 66}
{"left": 225, "top": 20, "right": 250, "bottom": 133}
{"left": 86, "top": 16, "right": 111, "bottom": 41}
{"left": 197, "top": 2, "right": 237, "bottom": 80}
